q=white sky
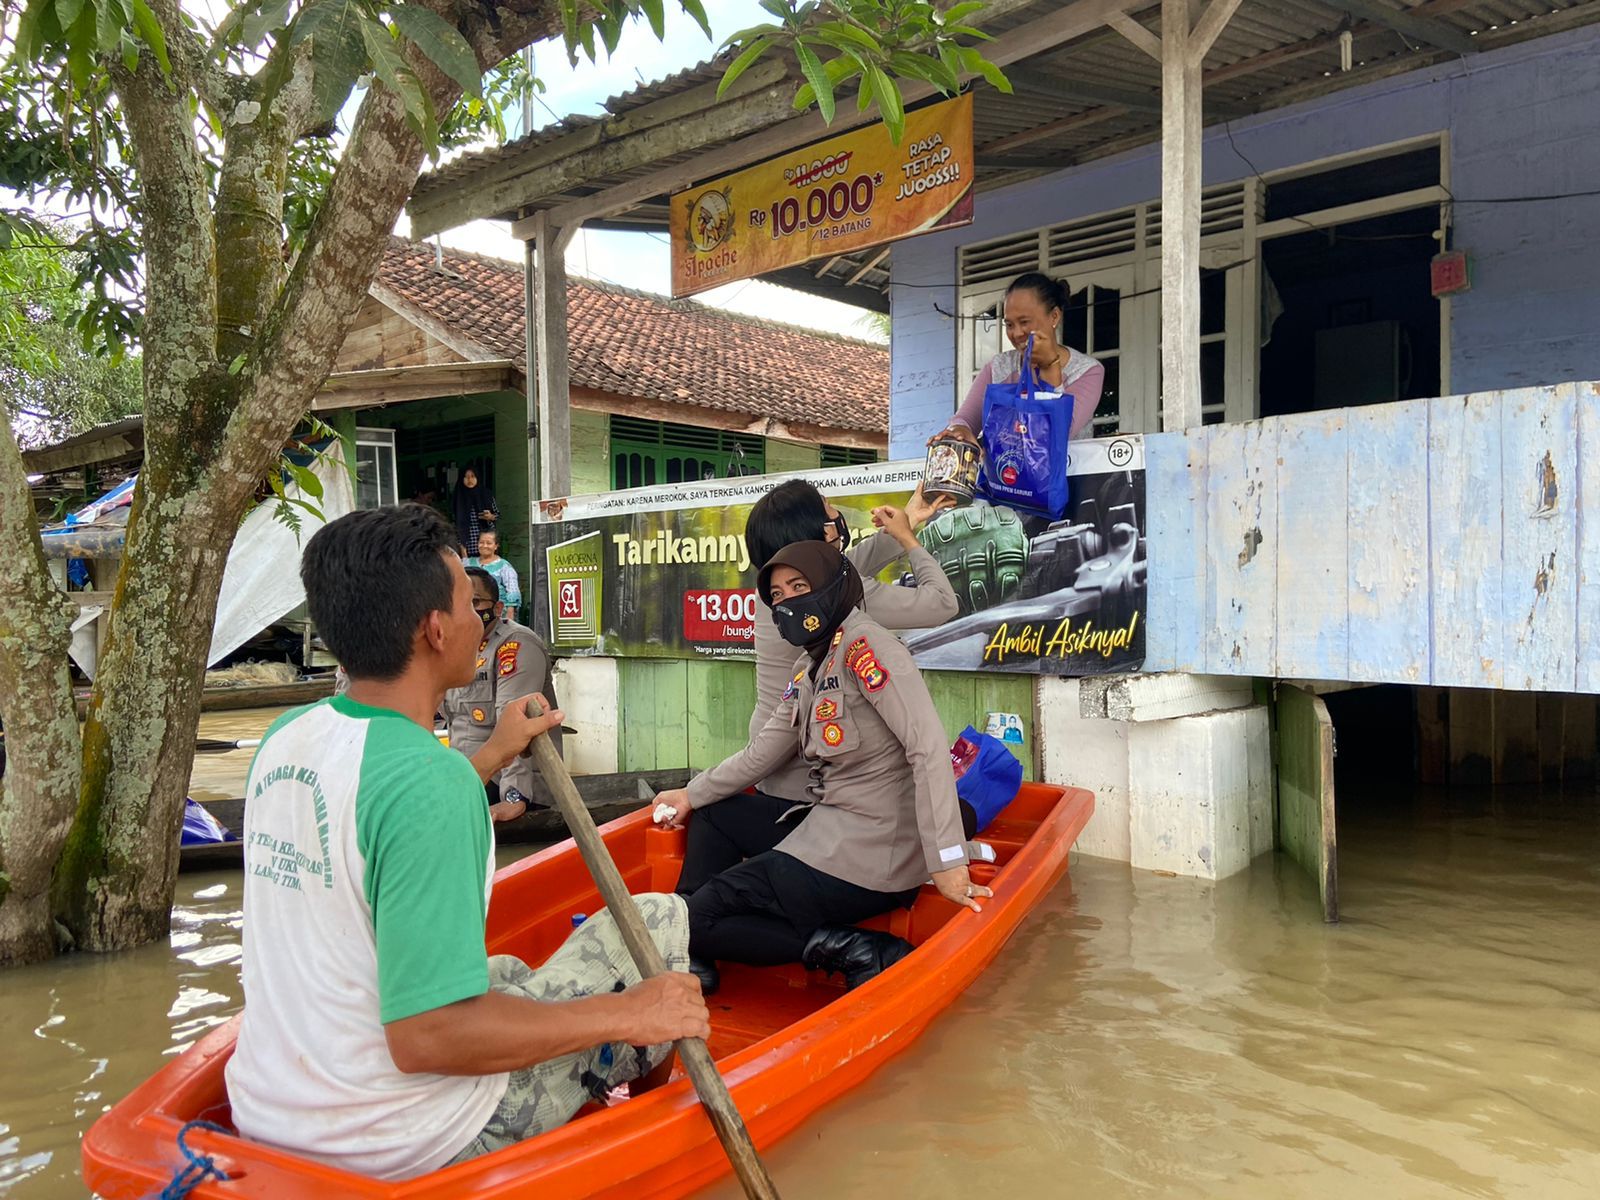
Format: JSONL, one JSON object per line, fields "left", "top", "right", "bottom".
{"left": 401, "top": 1, "right": 887, "bottom": 342}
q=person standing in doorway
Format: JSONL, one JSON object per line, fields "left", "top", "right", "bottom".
{"left": 467, "top": 530, "right": 521, "bottom": 623}
{"left": 454, "top": 467, "right": 498, "bottom": 557}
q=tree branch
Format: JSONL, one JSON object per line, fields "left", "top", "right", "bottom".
{"left": 111, "top": 0, "right": 218, "bottom": 443}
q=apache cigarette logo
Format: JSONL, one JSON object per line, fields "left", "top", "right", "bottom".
{"left": 686, "top": 187, "right": 734, "bottom": 253}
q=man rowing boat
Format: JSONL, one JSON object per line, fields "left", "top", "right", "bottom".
{"left": 225, "top": 504, "right": 708, "bottom": 1179}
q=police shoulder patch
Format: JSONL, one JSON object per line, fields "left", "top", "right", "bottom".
{"left": 843, "top": 637, "right": 870, "bottom": 669}
{"left": 851, "top": 646, "right": 889, "bottom": 693}
{"left": 496, "top": 640, "right": 521, "bottom": 676}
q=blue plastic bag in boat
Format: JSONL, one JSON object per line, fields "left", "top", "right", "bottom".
{"left": 950, "top": 725, "right": 1024, "bottom": 836}
{"left": 181, "top": 797, "right": 237, "bottom": 846}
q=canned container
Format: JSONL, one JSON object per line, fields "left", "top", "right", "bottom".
{"left": 921, "top": 435, "right": 982, "bottom": 505}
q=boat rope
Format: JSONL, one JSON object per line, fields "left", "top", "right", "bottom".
{"left": 157, "top": 1119, "right": 231, "bottom": 1199}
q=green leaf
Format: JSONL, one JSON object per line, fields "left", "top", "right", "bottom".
{"left": 239, "top": 0, "right": 293, "bottom": 48}
{"left": 855, "top": 65, "right": 874, "bottom": 113}
{"left": 889, "top": 49, "right": 959, "bottom": 94}
{"left": 759, "top": 0, "right": 791, "bottom": 23}
{"left": 814, "top": 19, "right": 879, "bottom": 53}
{"left": 794, "top": 39, "right": 833, "bottom": 123}
{"left": 716, "top": 36, "right": 771, "bottom": 99}
{"left": 558, "top": 0, "right": 578, "bottom": 63}
{"left": 678, "top": 0, "right": 712, "bottom": 39}
{"left": 227, "top": 352, "right": 248, "bottom": 375}
{"left": 958, "top": 45, "right": 1011, "bottom": 93}
{"left": 289, "top": 461, "right": 324, "bottom": 499}
{"left": 390, "top": 5, "right": 481, "bottom": 98}
{"left": 941, "top": 1, "right": 985, "bottom": 22}
{"left": 638, "top": 0, "right": 665, "bottom": 39}
{"left": 55, "top": 0, "right": 85, "bottom": 37}
{"left": 127, "top": 0, "right": 170, "bottom": 72}
{"left": 298, "top": 0, "right": 367, "bottom": 124}
{"left": 360, "top": 16, "right": 436, "bottom": 146}
{"left": 65, "top": 3, "right": 97, "bottom": 88}
{"left": 596, "top": 10, "right": 623, "bottom": 55}
{"left": 793, "top": 52, "right": 858, "bottom": 110}
{"left": 13, "top": 0, "right": 62, "bottom": 63}
{"left": 96, "top": 0, "right": 132, "bottom": 55}
{"left": 867, "top": 62, "right": 904, "bottom": 142}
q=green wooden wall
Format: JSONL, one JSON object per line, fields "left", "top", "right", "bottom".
{"left": 569, "top": 409, "right": 611, "bottom": 496}
{"left": 618, "top": 658, "right": 1035, "bottom": 780}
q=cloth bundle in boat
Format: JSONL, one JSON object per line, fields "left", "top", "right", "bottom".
{"left": 950, "top": 726, "right": 1024, "bottom": 836}
{"left": 977, "top": 333, "right": 1074, "bottom": 519}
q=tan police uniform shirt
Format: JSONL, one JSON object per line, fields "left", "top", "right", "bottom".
{"left": 752, "top": 532, "right": 959, "bottom": 804}
{"left": 689, "top": 608, "right": 969, "bottom": 895}
{"left": 438, "top": 616, "right": 557, "bottom": 800}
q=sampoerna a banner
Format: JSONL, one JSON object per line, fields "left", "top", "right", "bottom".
{"left": 533, "top": 438, "right": 1148, "bottom": 677}
{"left": 669, "top": 93, "right": 974, "bottom": 298}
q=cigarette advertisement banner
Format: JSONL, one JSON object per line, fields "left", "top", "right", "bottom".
{"left": 534, "top": 439, "right": 1148, "bottom": 677}
{"left": 669, "top": 93, "right": 974, "bottom": 298}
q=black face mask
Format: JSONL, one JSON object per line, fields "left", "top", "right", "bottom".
{"left": 771, "top": 567, "right": 850, "bottom": 650}
{"left": 476, "top": 605, "right": 497, "bottom": 632}
{"left": 826, "top": 512, "right": 851, "bottom": 551}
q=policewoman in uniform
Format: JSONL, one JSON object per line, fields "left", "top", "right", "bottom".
{"left": 672, "top": 480, "right": 957, "bottom": 899}
{"left": 654, "top": 541, "right": 991, "bottom": 994}
{"left": 440, "top": 566, "right": 560, "bottom": 823}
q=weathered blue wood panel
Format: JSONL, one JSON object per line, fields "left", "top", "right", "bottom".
{"left": 1429, "top": 392, "right": 1505, "bottom": 688}
{"left": 1347, "top": 404, "right": 1431, "bottom": 684}
{"left": 1206, "top": 419, "right": 1278, "bottom": 676}
{"left": 1276, "top": 413, "right": 1349, "bottom": 680}
{"left": 1500, "top": 384, "right": 1579, "bottom": 691}
{"left": 1578, "top": 382, "right": 1600, "bottom": 694}
{"left": 1143, "top": 429, "right": 1209, "bottom": 673}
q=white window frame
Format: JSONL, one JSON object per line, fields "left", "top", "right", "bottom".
{"left": 354, "top": 427, "right": 398, "bottom": 509}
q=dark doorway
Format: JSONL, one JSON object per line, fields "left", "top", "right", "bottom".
{"left": 1258, "top": 206, "right": 1442, "bottom": 419}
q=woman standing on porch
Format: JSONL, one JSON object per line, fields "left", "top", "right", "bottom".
{"left": 935, "top": 271, "right": 1105, "bottom": 445}
{"left": 453, "top": 467, "right": 498, "bottom": 557}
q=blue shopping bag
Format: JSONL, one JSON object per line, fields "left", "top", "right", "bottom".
{"left": 977, "top": 334, "right": 1074, "bottom": 520}
{"left": 950, "top": 725, "right": 1025, "bottom": 836}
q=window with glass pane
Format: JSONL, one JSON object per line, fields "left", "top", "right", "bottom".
{"left": 353, "top": 431, "right": 397, "bottom": 508}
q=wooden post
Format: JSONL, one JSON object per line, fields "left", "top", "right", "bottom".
{"left": 525, "top": 212, "right": 579, "bottom": 502}
{"left": 1156, "top": 0, "right": 1242, "bottom": 430}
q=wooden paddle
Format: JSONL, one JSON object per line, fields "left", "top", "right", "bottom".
{"left": 519, "top": 703, "right": 781, "bottom": 1200}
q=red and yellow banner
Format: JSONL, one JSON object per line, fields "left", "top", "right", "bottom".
{"left": 669, "top": 93, "right": 974, "bottom": 298}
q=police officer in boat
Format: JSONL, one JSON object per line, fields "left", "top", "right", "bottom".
{"left": 439, "top": 566, "right": 560, "bottom": 822}
{"left": 651, "top": 541, "right": 991, "bottom": 995}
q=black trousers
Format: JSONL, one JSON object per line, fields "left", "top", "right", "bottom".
{"left": 674, "top": 790, "right": 809, "bottom": 896}
{"left": 686, "top": 850, "right": 920, "bottom": 967}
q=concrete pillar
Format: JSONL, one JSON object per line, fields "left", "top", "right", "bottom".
{"left": 1039, "top": 677, "right": 1131, "bottom": 861}
{"left": 551, "top": 656, "right": 618, "bottom": 773}
{"left": 1128, "top": 704, "right": 1272, "bottom": 880}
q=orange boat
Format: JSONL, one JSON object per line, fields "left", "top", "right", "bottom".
{"left": 83, "top": 781, "right": 1093, "bottom": 1199}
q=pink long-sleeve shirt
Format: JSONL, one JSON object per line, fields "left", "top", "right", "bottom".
{"left": 951, "top": 346, "right": 1105, "bottom": 439}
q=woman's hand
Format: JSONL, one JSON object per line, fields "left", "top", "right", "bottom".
{"left": 480, "top": 509, "right": 497, "bottom": 522}
{"left": 926, "top": 424, "right": 980, "bottom": 449}
{"left": 904, "top": 483, "right": 956, "bottom": 530}
{"left": 932, "top": 865, "right": 993, "bottom": 913}
{"left": 870, "top": 504, "right": 919, "bottom": 551}
{"left": 652, "top": 788, "right": 692, "bottom": 828}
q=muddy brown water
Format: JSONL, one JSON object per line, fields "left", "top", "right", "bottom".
{"left": 4, "top": 773, "right": 1597, "bottom": 1198}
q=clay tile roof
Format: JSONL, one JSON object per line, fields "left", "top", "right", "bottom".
{"left": 375, "top": 237, "right": 888, "bottom": 434}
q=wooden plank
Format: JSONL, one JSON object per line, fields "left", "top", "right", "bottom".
{"left": 1415, "top": 686, "right": 1449, "bottom": 786}
{"left": 973, "top": 674, "right": 1037, "bottom": 782}
{"left": 1577, "top": 381, "right": 1600, "bottom": 694}
{"left": 1275, "top": 412, "right": 1349, "bottom": 680}
{"left": 531, "top": 215, "right": 575, "bottom": 499}
{"left": 617, "top": 659, "right": 689, "bottom": 771}
{"left": 1347, "top": 402, "right": 1430, "bottom": 684}
{"left": 1536, "top": 692, "right": 1566, "bottom": 785}
{"left": 1562, "top": 693, "right": 1597, "bottom": 781}
{"left": 1143, "top": 429, "right": 1209, "bottom": 673}
{"left": 1500, "top": 384, "right": 1579, "bottom": 691}
{"left": 1429, "top": 392, "right": 1504, "bottom": 688}
{"left": 922, "top": 669, "right": 978, "bottom": 747}
{"left": 1160, "top": 0, "right": 1203, "bottom": 431}
{"left": 1447, "top": 686, "right": 1494, "bottom": 786}
{"left": 1205, "top": 419, "right": 1278, "bottom": 675}
{"left": 686, "top": 660, "right": 756, "bottom": 772}
{"left": 1493, "top": 690, "right": 1539, "bottom": 784}
{"left": 1276, "top": 685, "right": 1337, "bottom": 922}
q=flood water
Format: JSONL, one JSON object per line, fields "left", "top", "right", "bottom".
{"left": 4, "top": 781, "right": 1598, "bottom": 1198}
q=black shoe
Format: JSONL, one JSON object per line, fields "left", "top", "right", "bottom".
{"left": 801, "top": 926, "right": 914, "bottom": 990}
{"left": 688, "top": 955, "right": 720, "bottom": 996}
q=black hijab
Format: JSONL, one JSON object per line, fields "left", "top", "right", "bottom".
{"left": 757, "top": 541, "right": 864, "bottom": 660}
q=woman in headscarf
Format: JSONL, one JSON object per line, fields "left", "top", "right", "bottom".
{"left": 652, "top": 542, "right": 990, "bottom": 995}
{"left": 453, "top": 467, "right": 498, "bottom": 557}
{"left": 668, "top": 481, "right": 957, "bottom": 904}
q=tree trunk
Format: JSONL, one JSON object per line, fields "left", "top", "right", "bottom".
{"left": 52, "top": 478, "right": 236, "bottom": 948}
{"left": 0, "top": 427, "right": 83, "bottom": 966}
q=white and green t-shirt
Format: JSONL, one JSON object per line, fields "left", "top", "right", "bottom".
{"left": 225, "top": 695, "right": 505, "bottom": 1179}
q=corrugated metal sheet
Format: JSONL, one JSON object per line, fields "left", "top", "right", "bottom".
{"left": 410, "top": 0, "right": 1600, "bottom": 296}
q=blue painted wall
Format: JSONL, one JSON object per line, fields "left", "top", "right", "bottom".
{"left": 888, "top": 25, "right": 1600, "bottom": 458}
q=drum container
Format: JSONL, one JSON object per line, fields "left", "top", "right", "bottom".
{"left": 921, "top": 436, "right": 981, "bottom": 505}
